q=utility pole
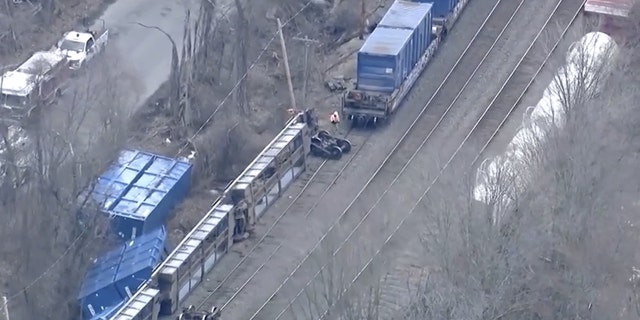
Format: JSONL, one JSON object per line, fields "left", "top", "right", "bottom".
{"left": 3, "top": 296, "right": 9, "bottom": 320}
{"left": 292, "top": 36, "right": 319, "bottom": 106}
{"left": 360, "top": 0, "right": 366, "bottom": 40}
{"left": 276, "top": 18, "right": 297, "bottom": 112}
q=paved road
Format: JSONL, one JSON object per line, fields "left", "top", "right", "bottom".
{"left": 30, "top": 0, "right": 201, "bottom": 152}
{"left": 98, "top": 0, "right": 199, "bottom": 107}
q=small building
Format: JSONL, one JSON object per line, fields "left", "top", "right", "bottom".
{"left": 584, "top": 0, "right": 633, "bottom": 40}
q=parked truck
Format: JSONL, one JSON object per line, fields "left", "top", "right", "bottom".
{"left": 0, "top": 50, "right": 70, "bottom": 119}
{"left": 54, "top": 20, "right": 109, "bottom": 70}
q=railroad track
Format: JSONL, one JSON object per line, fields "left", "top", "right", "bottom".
{"left": 235, "top": 0, "right": 553, "bottom": 318}
{"left": 174, "top": 0, "right": 578, "bottom": 317}
{"left": 306, "top": 0, "right": 584, "bottom": 319}
{"left": 168, "top": 129, "right": 374, "bottom": 316}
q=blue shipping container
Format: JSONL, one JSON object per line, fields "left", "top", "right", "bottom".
{"left": 377, "top": 0, "right": 433, "bottom": 69}
{"left": 110, "top": 155, "right": 192, "bottom": 240}
{"left": 357, "top": 27, "right": 415, "bottom": 92}
{"left": 77, "top": 228, "right": 167, "bottom": 320}
{"left": 114, "top": 227, "right": 167, "bottom": 299}
{"left": 414, "top": 0, "right": 455, "bottom": 19}
{"left": 88, "top": 301, "right": 125, "bottom": 320}
{"left": 77, "top": 245, "right": 127, "bottom": 320}
{"left": 89, "top": 150, "right": 154, "bottom": 211}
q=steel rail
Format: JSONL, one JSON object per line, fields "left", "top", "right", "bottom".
{"left": 314, "top": 0, "right": 585, "bottom": 319}
{"left": 193, "top": 129, "right": 373, "bottom": 311}
{"left": 247, "top": 0, "right": 526, "bottom": 317}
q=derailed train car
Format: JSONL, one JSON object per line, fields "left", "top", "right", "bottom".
{"left": 106, "top": 112, "right": 314, "bottom": 319}
{"left": 342, "top": 0, "right": 470, "bottom": 127}
{"left": 473, "top": 32, "right": 618, "bottom": 222}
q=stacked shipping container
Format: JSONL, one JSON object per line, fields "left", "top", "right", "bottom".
{"left": 90, "top": 150, "right": 192, "bottom": 240}
{"left": 78, "top": 227, "right": 169, "bottom": 320}
{"left": 110, "top": 156, "right": 192, "bottom": 239}
{"left": 356, "top": 0, "right": 433, "bottom": 93}
{"left": 78, "top": 149, "right": 192, "bottom": 319}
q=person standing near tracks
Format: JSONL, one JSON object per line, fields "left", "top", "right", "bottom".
{"left": 330, "top": 111, "right": 340, "bottom": 135}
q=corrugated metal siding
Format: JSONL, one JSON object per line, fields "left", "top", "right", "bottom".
{"left": 90, "top": 150, "right": 154, "bottom": 211}
{"left": 414, "top": 0, "right": 455, "bottom": 18}
{"left": 114, "top": 227, "right": 166, "bottom": 300}
{"left": 357, "top": 27, "right": 414, "bottom": 92}
{"left": 78, "top": 228, "right": 167, "bottom": 320}
{"left": 78, "top": 245, "right": 127, "bottom": 320}
{"left": 109, "top": 155, "right": 192, "bottom": 240}
{"left": 377, "top": 1, "right": 433, "bottom": 68}
{"left": 88, "top": 301, "right": 125, "bottom": 320}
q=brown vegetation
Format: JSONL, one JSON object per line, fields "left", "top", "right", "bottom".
{"left": 297, "top": 7, "right": 640, "bottom": 320}
{"left": 0, "top": 0, "right": 392, "bottom": 318}
{"left": 0, "top": 50, "right": 135, "bottom": 320}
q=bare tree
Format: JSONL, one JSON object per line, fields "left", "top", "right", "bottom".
{"left": 405, "top": 16, "right": 640, "bottom": 320}
{"left": 296, "top": 225, "right": 384, "bottom": 320}
{"left": 0, "top": 49, "right": 136, "bottom": 320}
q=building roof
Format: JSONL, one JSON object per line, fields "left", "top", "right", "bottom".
{"left": 585, "top": 0, "right": 632, "bottom": 17}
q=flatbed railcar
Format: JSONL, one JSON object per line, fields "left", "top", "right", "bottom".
{"left": 342, "top": 0, "right": 471, "bottom": 127}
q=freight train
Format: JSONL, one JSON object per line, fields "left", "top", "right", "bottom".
{"left": 103, "top": 111, "right": 315, "bottom": 319}
{"left": 342, "top": 0, "right": 470, "bottom": 127}
{"left": 472, "top": 32, "right": 618, "bottom": 223}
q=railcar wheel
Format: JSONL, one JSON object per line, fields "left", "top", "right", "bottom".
{"left": 311, "top": 144, "right": 323, "bottom": 157}
{"left": 329, "top": 146, "right": 342, "bottom": 160}
{"left": 318, "top": 130, "right": 331, "bottom": 140}
{"left": 336, "top": 139, "right": 351, "bottom": 153}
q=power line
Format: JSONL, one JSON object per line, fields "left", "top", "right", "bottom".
{"left": 175, "top": 0, "right": 314, "bottom": 156}
{"left": 292, "top": 36, "right": 320, "bottom": 106}
{"left": 2, "top": 0, "right": 316, "bottom": 307}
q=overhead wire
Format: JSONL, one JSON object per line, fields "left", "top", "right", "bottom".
{"left": 174, "top": 0, "right": 315, "bottom": 157}
{"left": 3, "top": 0, "right": 315, "bottom": 308}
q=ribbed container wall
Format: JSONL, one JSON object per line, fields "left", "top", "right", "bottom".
{"left": 356, "top": 27, "right": 415, "bottom": 92}
{"left": 413, "top": 0, "right": 455, "bottom": 18}
{"left": 77, "top": 227, "right": 168, "bottom": 320}
{"left": 377, "top": 0, "right": 433, "bottom": 68}
{"left": 89, "top": 150, "right": 155, "bottom": 211}
{"left": 114, "top": 227, "right": 167, "bottom": 298}
{"left": 109, "top": 155, "right": 192, "bottom": 240}
{"left": 77, "top": 245, "right": 127, "bottom": 320}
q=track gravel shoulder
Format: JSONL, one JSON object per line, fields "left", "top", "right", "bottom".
{"left": 170, "top": 0, "right": 543, "bottom": 318}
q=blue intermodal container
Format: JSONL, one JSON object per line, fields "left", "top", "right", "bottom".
{"left": 77, "top": 245, "right": 127, "bottom": 320}
{"left": 88, "top": 301, "right": 125, "bottom": 320}
{"left": 114, "top": 227, "right": 168, "bottom": 299}
{"left": 77, "top": 228, "right": 168, "bottom": 320}
{"left": 89, "top": 150, "right": 154, "bottom": 211}
{"left": 357, "top": 27, "right": 415, "bottom": 92}
{"left": 413, "top": 0, "right": 455, "bottom": 18}
{"left": 377, "top": 0, "right": 433, "bottom": 68}
{"left": 109, "top": 155, "right": 192, "bottom": 240}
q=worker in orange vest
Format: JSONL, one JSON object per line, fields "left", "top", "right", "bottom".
{"left": 330, "top": 111, "right": 340, "bottom": 135}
